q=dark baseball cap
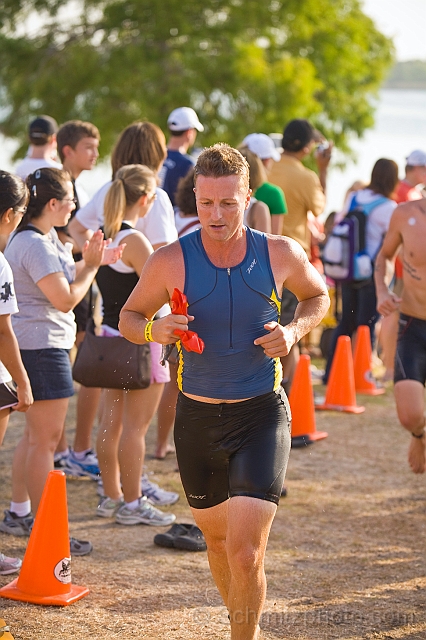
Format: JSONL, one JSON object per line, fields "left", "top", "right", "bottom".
{"left": 282, "top": 119, "right": 321, "bottom": 152}
{"left": 29, "top": 115, "right": 58, "bottom": 139}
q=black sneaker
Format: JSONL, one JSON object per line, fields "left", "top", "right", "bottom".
{"left": 0, "top": 510, "right": 34, "bottom": 536}
{"left": 154, "top": 523, "right": 192, "bottom": 548}
{"left": 174, "top": 525, "right": 206, "bottom": 552}
{"left": 70, "top": 537, "right": 93, "bottom": 557}
{"left": 154, "top": 523, "right": 206, "bottom": 552}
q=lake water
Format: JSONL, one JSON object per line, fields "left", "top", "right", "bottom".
{"left": 1, "top": 89, "right": 426, "bottom": 215}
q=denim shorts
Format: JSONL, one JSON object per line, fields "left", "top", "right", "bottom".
{"left": 20, "top": 348, "right": 74, "bottom": 401}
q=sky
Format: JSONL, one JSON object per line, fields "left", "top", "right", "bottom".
{"left": 362, "top": 0, "right": 426, "bottom": 61}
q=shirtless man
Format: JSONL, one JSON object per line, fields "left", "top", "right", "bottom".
{"left": 119, "top": 144, "right": 329, "bottom": 640}
{"left": 375, "top": 198, "right": 426, "bottom": 474}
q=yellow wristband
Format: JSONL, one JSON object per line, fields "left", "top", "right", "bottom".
{"left": 144, "top": 320, "right": 154, "bottom": 342}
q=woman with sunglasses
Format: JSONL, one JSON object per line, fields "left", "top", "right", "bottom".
{"left": 0, "top": 167, "right": 110, "bottom": 555}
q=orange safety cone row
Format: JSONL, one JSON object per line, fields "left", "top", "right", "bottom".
{"left": 316, "top": 335, "right": 365, "bottom": 413}
{"left": 289, "top": 354, "right": 328, "bottom": 447}
{"left": 353, "top": 325, "right": 385, "bottom": 396}
{"left": 0, "top": 470, "right": 89, "bottom": 606}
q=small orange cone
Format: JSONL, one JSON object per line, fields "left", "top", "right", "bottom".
{"left": 0, "top": 470, "right": 89, "bottom": 606}
{"left": 354, "top": 325, "right": 385, "bottom": 396}
{"left": 317, "top": 335, "right": 365, "bottom": 413}
{"left": 289, "top": 354, "right": 328, "bottom": 447}
{"left": 0, "top": 619, "right": 15, "bottom": 639}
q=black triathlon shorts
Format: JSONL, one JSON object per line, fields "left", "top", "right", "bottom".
{"left": 394, "top": 313, "right": 426, "bottom": 386}
{"left": 174, "top": 389, "right": 292, "bottom": 509}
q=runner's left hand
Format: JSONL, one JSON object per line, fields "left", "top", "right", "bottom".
{"left": 254, "top": 322, "right": 296, "bottom": 358}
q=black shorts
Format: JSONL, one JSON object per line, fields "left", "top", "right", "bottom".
{"left": 174, "top": 389, "right": 292, "bottom": 509}
{"left": 0, "top": 381, "right": 18, "bottom": 411}
{"left": 394, "top": 313, "right": 426, "bottom": 386}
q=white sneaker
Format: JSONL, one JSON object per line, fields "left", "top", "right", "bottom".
{"left": 141, "top": 474, "right": 179, "bottom": 506}
{"left": 97, "top": 479, "right": 105, "bottom": 497}
{"left": 64, "top": 448, "right": 100, "bottom": 480}
{"left": 0, "top": 552, "right": 22, "bottom": 575}
{"left": 115, "top": 497, "right": 176, "bottom": 526}
{"left": 97, "top": 495, "right": 124, "bottom": 518}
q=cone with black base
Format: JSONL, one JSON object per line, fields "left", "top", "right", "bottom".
{"left": 0, "top": 470, "right": 89, "bottom": 606}
{"left": 289, "top": 354, "right": 328, "bottom": 447}
{"left": 317, "top": 335, "right": 365, "bottom": 413}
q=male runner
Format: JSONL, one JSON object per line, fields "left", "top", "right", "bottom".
{"left": 375, "top": 198, "right": 426, "bottom": 475}
{"left": 119, "top": 144, "right": 329, "bottom": 640}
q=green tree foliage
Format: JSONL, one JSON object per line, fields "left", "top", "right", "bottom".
{"left": 0, "top": 0, "right": 394, "bottom": 158}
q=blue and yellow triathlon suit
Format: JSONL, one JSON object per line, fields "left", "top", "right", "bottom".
{"left": 174, "top": 226, "right": 292, "bottom": 509}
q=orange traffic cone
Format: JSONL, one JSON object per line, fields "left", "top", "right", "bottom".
{"left": 0, "top": 470, "right": 89, "bottom": 606}
{"left": 317, "top": 335, "right": 365, "bottom": 413}
{"left": 0, "top": 619, "right": 15, "bottom": 639}
{"left": 289, "top": 354, "right": 328, "bottom": 447}
{"left": 354, "top": 325, "right": 385, "bottom": 396}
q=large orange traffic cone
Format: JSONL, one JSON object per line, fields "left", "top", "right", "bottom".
{"left": 317, "top": 335, "right": 365, "bottom": 413}
{"left": 0, "top": 619, "right": 15, "bottom": 639}
{"left": 289, "top": 354, "right": 328, "bottom": 447}
{"left": 353, "top": 325, "right": 385, "bottom": 396}
{"left": 0, "top": 470, "right": 89, "bottom": 606}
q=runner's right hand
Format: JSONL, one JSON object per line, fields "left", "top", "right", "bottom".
{"left": 149, "top": 313, "right": 195, "bottom": 344}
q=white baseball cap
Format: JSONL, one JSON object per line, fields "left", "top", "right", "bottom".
{"left": 167, "top": 107, "right": 204, "bottom": 132}
{"left": 242, "top": 133, "right": 281, "bottom": 162}
{"left": 406, "top": 149, "right": 426, "bottom": 166}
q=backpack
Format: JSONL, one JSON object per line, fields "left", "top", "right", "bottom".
{"left": 322, "top": 194, "right": 388, "bottom": 283}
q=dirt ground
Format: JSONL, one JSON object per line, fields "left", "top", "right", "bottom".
{"left": 0, "top": 380, "right": 425, "bottom": 640}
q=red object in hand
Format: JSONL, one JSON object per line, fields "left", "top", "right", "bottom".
{"left": 171, "top": 288, "right": 204, "bottom": 354}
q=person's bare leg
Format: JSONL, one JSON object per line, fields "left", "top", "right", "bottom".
{"left": 191, "top": 501, "right": 231, "bottom": 605}
{"left": 0, "top": 409, "right": 10, "bottom": 446}
{"left": 73, "top": 385, "right": 101, "bottom": 451}
{"left": 192, "top": 496, "right": 276, "bottom": 640}
{"left": 55, "top": 426, "right": 68, "bottom": 455}
{"left": 227, "top": 497, "right": 276, "bottom": 640}
{"left": 96, "top": 388, "right": 124, "bottom": 500}
{"left": 394, "top": 380, "right": 425, "bottom": 473}
{"left": 155, "top": 363, "right": 178, "bottom": 459}
{"left": 119, "top": 383, "right": 164, "bottom": 503}
{"left": 378, "top": 311, "right": 399, "bottom": 381}
{"left": 25, "top": 398, "right": 69, "bottom": 514}
{"left": 10, "top": 429, "right": 30, "bottom": 503}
